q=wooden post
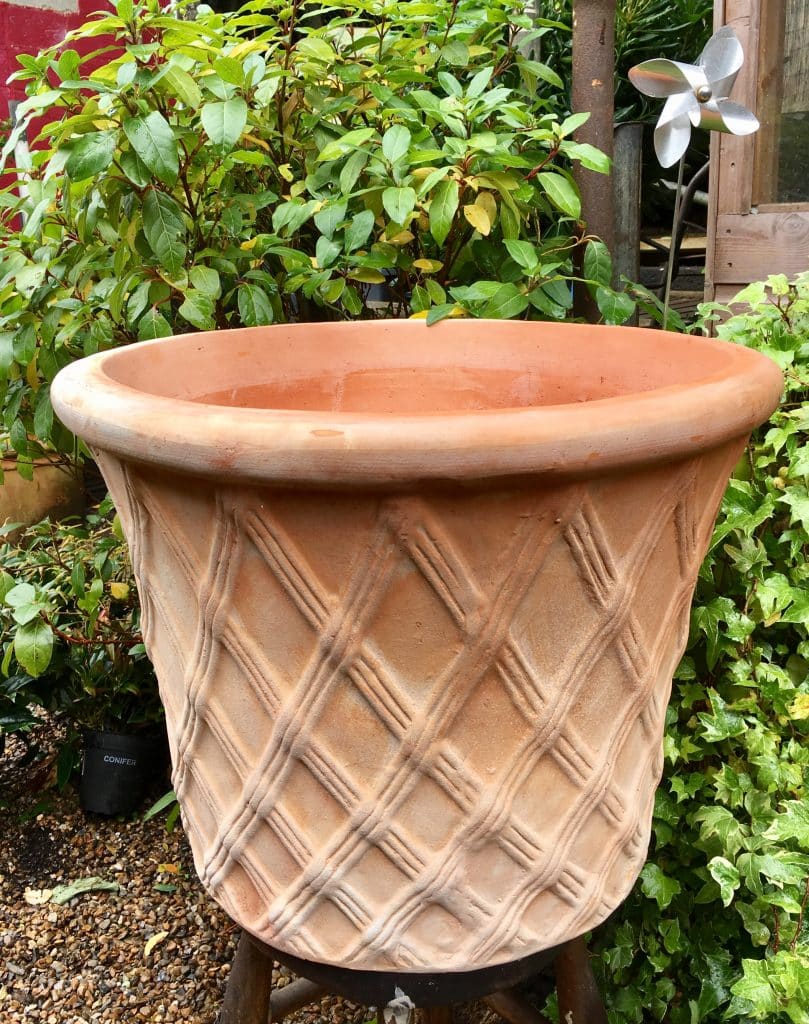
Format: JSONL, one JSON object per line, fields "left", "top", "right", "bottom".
{"left": 571, "top": 0, "right": 616, "bottom": 321}
{"left": 612, "top": 122, "right": 643, "bottom": 321}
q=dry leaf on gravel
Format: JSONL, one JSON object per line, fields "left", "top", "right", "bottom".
{"left": 23, "top": 888, "right": 53, "bottom": 905}
{"left": 144, "top": 930, "right": 169, "bottom": 957}
{"left": 49, "top": 876, "right": 120, "bottom": 905}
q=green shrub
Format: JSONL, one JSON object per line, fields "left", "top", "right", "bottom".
{"left": 0, "top": 0, "right": 648, "bottom": 471}
{"left": 589, "top": 274, "right": 809, "bottom": 1024}
{"left": 0, "top": 500, "right": 159, "bottom": 755}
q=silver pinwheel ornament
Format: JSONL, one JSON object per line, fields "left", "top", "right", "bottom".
{"left": 629, "top": 26, "right": 759, "bottom": 168}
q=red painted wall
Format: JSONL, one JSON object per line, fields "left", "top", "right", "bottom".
{"left": 1, "top": 0, "right": 108, "bottom": 118}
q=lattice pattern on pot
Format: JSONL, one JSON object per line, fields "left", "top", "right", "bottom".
{"left": 106, "top": 451, "right": 735, "bottom": 971}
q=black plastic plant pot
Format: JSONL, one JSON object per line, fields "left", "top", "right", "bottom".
{"left": 79, "top": 729, "right": 164, "bottom": 816}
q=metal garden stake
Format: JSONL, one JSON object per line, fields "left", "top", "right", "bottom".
{"left": 629, "top": 26, "right": 760, "bottom": 326}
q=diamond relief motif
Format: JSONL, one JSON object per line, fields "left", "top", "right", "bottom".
{"left": 96, "top": 443, "right": 740, "bottom": 971}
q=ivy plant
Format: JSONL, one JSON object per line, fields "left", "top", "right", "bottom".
{"left": 0, "top": 0, "right": 655, "bottom": 472}
{"left": 587, "top": 274, "right": 809, "bottom": 1024}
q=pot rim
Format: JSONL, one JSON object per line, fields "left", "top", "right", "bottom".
{"left": 51, "top": 320, "right": 783, "bottom": 485}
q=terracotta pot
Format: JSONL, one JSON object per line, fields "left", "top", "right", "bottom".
{"left": 1, "top": 457, "right": 84, "bottom": 540}
{"left": 51, "top": 320, "right": 781, "bottom": 973}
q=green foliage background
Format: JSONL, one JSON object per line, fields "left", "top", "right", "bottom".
{"left": 586, "top": 276, "right": 809, "bottom": 1024}
{"left": 0, "top": 0, "right": 644, "bottom": 473}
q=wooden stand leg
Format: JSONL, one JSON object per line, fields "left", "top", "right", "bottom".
{"left": 553, "top": 937, "right": 608, "bottom": 1024}
{"left": 270, "top": 979, "right": 327, "bottom": 1021}
{"left": 421, "top": 1008, "right": 453, "bottom": 1024}
{"left": 484, "top": 987, "right": 553, "bottom": 1024}
{"left": 218, "top": 931, "right": 275, "bottom": 1024}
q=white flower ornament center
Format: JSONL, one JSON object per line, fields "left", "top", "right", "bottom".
{"left": 629, "top": 25, "right": 760, "bottom": 168}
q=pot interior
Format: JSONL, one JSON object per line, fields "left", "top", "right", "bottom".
{"left": 101, "top": 321, "right": 743, "bottom": 416}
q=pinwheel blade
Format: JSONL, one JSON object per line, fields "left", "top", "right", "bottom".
{"left": 658, "top": 92, "right": 699, "bottom": 128}
{"left": 714, "top": 100, "right": 761, "bottom": 136}
{"left": 629, "top": 58, "right": 700, "bottom": 98}
{"left": 655, "top": 112, "right": 692, "bottom": 168}
{"left": 699, "top": 26, "right": 744, "bottom": 87}
{"left": 710, "top": 69, "right": 741, "bottom": 102}
{"left": 696, "top": 98, "right": 729, "bottom": 134}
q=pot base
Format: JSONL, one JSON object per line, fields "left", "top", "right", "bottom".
{"left": 259, "top": 934, "right": 562, "bottom": 1006}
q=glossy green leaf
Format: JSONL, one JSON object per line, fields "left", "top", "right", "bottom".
{"left": 8, "top": 420, "right": 30, "bottom": 459}
{"left": 5, "top": 582, "right": 40, "bottom": 625}
{"left": 344, "top": 209, "right": 375, "bottom": 253}
{"left": 189, "top": 266, "right": 221, "bottom": 298}
{"left": 382, "top": 124, "right": 411, "bottom": 164}
{"left": 425, "top": 303, "right": 460, "bottom": 325}
{"left": 562, "top": 140, "right": 612, "bottom": 174}
{"left": 596, "top": 286, "right": 635, "bottom": 325}
{"left": 504, "top": 239, "right": 539, "bottom": 273}
{"left": 313, "top": 201, "right": 348, "bottom": 239}
{"left": 584, "top": 239, "right": 612, "bottom": 288}
{"left": 13, "top": 618, "right": 53, "bottom": 677}
{"left": 138, "top": 307, "right": 173, "bottom": 341}
{"left": 537, "top": 171, "right": 580, "bottom": 219}
{"left": 213, "top": 56, "right": 244, "bottom": 86}
{"left": 466, "top": 66, "right": 493, "bottom": 98}
{"left": 640, "top": 864, "right": 682, "bottom": 910}
{"left": 123, "top": 111, "right": 178, "bottom": 185}
{"left": 382, "top": 186, "right": 416, "bottom": 225}
{"left": 317, "top": 128, "right": 376, "bottom": 163}
{"left": 178, "top": 290, "right": 215, "bottom": 330}
{"left": 56, "top": 49, "right": 80, "bottom": 82}
{"left": 201, "top": 98, "right": 248, "bottom": 152}
{"left": 120, "top": 148, "right": 151, "bottom": 188}
{"left": 296, "top": 36, "right": 335, "bottom": 63}
{"left": 272, "top": 200, "right": 316, "bottom": 237}
{"left": 64, "top": 131, "right": 117, "bottom": 180}
{"left": 410, "top": 284, "right": 430, "bottom": 313}
{"left": 142, "top": 190, "right": 186, "bottom": 277}
{"left": 708, "top": 856, "right": 741, "bottom": 907}
{"left": 161, "top": 65, "right": 202, "bottom": 109}
{"left": 729, "top": 960, "right": 781, "bottom": 1018}
{"left": 33, "top": 388, "right": 53, "bottom": 441}
{"left": 429, "top": 178, "right": 458, "bottom": 246}
{"left": 558, "top": 111, "right": 590, "bottom": 137}
{"left": 763, "top": 801, "right": 809, "bottom": 849}
{"left": 315, "top": 235, "right": 341, "bottom": 269}
{"left": 479, "top": 283, "right": 528, "bottom": 320}
{"left": 339, "top": 149, "right": 368, "bottom": 194}
{"left": 238, "top": 284, "right": 274, "bottom": 326}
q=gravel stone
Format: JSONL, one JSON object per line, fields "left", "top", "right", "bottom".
{"left": 0, "top": 725, "right": 421, "bottom": 1024}
{"left": 1, "top": 724, "right": 514, "bottom": 1024}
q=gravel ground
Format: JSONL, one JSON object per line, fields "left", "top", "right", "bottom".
{"left": 0, "top": 724, "right": 502, "bottom": 1024}
{"left": 0, "top": 722, "right": 377, "bottom": 1024}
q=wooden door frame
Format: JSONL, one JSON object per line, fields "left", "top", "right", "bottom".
{"left": 705, "top": 0, "right": 809, "bottom": 304}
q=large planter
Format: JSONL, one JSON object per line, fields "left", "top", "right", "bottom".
{"left": 51, "top": 320, "right": 781, "bottom": 974}
{"left": 1, "top": 457, "right": 83, "bottom": 540}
